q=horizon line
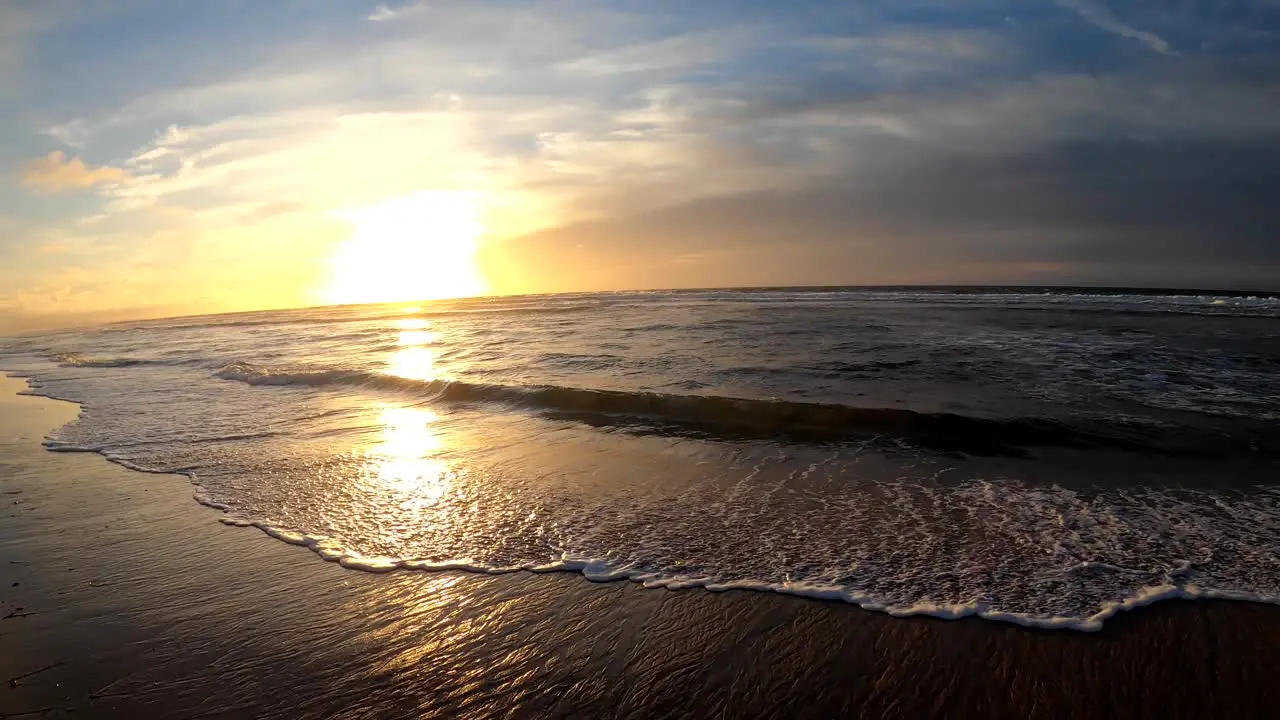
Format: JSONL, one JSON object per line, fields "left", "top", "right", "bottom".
{"left": 5, "top": 281, "right": 1279, "bottom": 337}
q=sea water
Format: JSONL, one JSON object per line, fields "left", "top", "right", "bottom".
{"left": 3, "top": 287, "right": 1278, "bottom": 630}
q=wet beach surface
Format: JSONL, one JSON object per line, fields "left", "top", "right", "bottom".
{"left": 2, "top": 377, "right": 1278, "bottom": 719}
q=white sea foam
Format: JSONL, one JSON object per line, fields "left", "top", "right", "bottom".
{"left": 168, "top": 516, "right": 1280, "bottom": 632}
{"left": 28, "top": 399, "right": 1280, "bottom": 630}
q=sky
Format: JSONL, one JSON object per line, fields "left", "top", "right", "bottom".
{"left": 2, "top": 0, "right": 1279, "bottom": 331}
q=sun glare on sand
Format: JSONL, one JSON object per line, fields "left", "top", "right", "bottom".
{"left": 326, "top": 191, "right": 489, "bottom": 305}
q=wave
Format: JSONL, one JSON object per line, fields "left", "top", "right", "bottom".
{"left": 16, "top": 370, "right": 1279, "bottom": 633}
{"left": 199, "top": 517, "right": 1280, "bottom": 632}
{"left": 997, "top": 305, "right": 1280, "bottom": 320}
{"left": 212, "top": 362, "right": 1279, "bottom": 458}
{"left": 54, "top": 353, "right": 167, "bottom": 368}
{"left": 50, "top": 353, "right": 217, "bottom": 369}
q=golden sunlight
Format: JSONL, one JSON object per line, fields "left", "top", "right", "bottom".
{"left": 325, "top": 190, "right": 489, "bottom": 305}
{"left": 368, "top": 405, "right": 452, "bottom": 508}
{"left": 386, "top": 318, "right": 439, "bottom": 382}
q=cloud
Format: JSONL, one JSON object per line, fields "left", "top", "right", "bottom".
{"left": 368, "top": 1, "right": 434, "bottom": 22}
{"left": 728, "top": 67, "right": 1280, "bottom": 153}
{"left": 6, "top": 0, "right": 1280, "bottom": 327}
{"left": 804, "top": 28, "right": 1011, "bottom": 77}
{"left": 556, "top": 28, "right": 757, "bottom": 76}
{"left": 485, "top": 137, "right": 1280, "bottom": 294}
{"left": 1056, "top": 0, "right": 1176, "bottom": 55}
{"left": 21, "top": 151, "right": 131, "bottom": 193}
{"left": 368, "top": 3, "right": 399, "bottom": 22}
{"left": 58, "top": 5, "right": 1280, "bottom": 266}
{"left": 67, "top": 4, "right": 768, "bottom": 230}
{"left": 42, "top": 118, "right": 92, "bottom": 149}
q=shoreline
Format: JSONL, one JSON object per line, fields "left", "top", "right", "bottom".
{"left": 10, "top": 371, "right": 1280, "bottom": 634}
{"left": 3, "top": 374, "right": 1279, "bottom": 718}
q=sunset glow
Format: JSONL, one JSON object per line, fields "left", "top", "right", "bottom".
{"left": 2, "top": 0, "right": 1277, "bottom": 335}
{"left": 325, "top": 191, "right": 488, "bottom": 306}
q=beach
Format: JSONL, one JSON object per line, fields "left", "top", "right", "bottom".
{"left": 5, "top": 0, "right": 1280, "bottom": 713}
{"left": 2, "top": 374, "right": 1278, "bottom": 719}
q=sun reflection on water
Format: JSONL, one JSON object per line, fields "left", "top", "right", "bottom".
{"left": 396, "top": 318, "right": 430, "bottom": 330}
{"left": 365, "top": 405, "right": 454, "bottom": 510}
{"left": 399, "top": 330, "right": 438, "bottom": 346}
{"left": 386, "top": 317, "right": 440, "bottom": 382}
{"left": 356, "top": 314, "right": 463, "bottom": 515}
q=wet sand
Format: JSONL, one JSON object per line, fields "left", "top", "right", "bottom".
{"left": 1, "top": 374, "right": 1277, "bottom": 719}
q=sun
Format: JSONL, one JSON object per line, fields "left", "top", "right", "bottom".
{"left": 325, "top": 190, "right": 489, "bottom": 305}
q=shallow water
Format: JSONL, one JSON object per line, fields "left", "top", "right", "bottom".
{"left": 3, "top": 287, "right": 1279, "bottom": 629}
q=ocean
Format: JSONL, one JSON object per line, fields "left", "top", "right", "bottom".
{"left": 3, "top": 287, "right": 1278, "bottom": 631}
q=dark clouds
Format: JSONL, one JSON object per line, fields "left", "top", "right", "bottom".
{"left": 487, "top": 3, "right": 1280, "bottom": 292}
{"left": 488, "top": 133, "right": 1280, "bottom": 291}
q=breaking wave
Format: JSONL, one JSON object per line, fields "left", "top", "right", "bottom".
{"left": 54, "top": 353, "right": 166, "bottom": 368}
{"left": 212, "top": 362, "right": 1279, "bottom": 457}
